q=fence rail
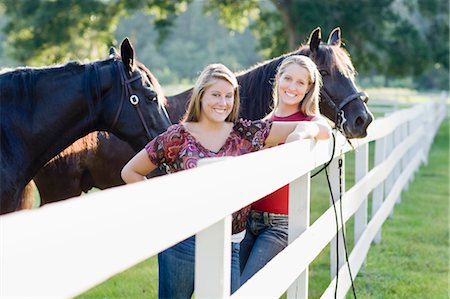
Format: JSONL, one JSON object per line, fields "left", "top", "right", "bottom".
{"left": 0, "top": 95, "right": 447, "bottom": 299}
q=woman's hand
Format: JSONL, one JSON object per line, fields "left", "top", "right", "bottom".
{"left": 286, "top": 119, "right": 331, "bottom": 143}
{"left": 286, "top": 123, "right": 310, "bottom": 143}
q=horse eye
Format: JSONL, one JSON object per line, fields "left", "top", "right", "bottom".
{"left": 145, "top": 90, "right": 158, "bottom": 102}
{"left": 319, "top": 70, "right": 329, "bottom": 76}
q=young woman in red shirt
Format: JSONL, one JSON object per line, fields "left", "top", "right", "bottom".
{"left": 239, "top": 55, "right": 330, "bottom": 284}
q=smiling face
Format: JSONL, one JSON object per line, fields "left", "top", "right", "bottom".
{"left": 199, "top": 78, "right": 235, "bottom": 124}
{"left": 277, "top": 63, "right": 311, "bottom": 110}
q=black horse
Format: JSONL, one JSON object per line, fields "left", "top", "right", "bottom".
{"left": 31, "top": 27, "right": 373, "bottom": 206}
{"left": 168, "top": 27, "right": 372, "bottom": 138}
{"left": 0, "top": 38, "right": 172, "bottom": 214}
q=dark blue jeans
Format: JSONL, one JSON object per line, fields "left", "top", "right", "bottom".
{"left": 239, "top": 211, "right": 288, "bottom": 285}
{"left": 158, "top": 236, "right": 240, "bottom": 299}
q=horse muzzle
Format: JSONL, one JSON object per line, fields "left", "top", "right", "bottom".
{"left": 340, "top": 99, "right": 373, "bottom": 138}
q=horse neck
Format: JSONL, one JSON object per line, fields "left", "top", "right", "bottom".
{"left": 236, "top": 54, "right": 289, "bottom": 120}
{"left": 4, "top": 64, "right": 105, "bottom": 184}
{"left": 166, "top": 89, "right": 192, "bottom": 124}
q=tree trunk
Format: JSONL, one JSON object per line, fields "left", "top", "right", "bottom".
{"left": 270, "top": 0, "right": 300, "bottom": 50}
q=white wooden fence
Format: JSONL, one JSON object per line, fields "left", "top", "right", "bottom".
{"left": 0, "top": 96, "right": 447, "bottom": 299}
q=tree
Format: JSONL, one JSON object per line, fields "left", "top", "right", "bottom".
{"left": 206, "top": 0, "right": 449, "bottom": 88}
{"left": 2, "top": 0, "right": 448, "bottom": 89}
{"left": 1, "top": 0, "right": 193, "bottom": 65}
{"left": 116, "top": 3, "right": 262, "bottom": 85}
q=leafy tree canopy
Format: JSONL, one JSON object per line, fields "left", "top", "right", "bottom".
{"left": 1, "top": 0, "right": 448, "bottom": 89}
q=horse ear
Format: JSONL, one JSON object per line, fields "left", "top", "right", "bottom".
{"left": 309, "top": 27, "right": 321, "bottom": 52}
{"left": 109, "top": 47, "right": 118, "bottom": 59}
{"left": 120, "top": 37, "right": 136, "bottom": 73}
{"left": 327, "top": 27, "right": 341, "bottom": 46}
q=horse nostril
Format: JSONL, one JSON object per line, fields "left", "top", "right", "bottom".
{"left": 355, "top": 116, "right": 365, "bottom": 128}
{"left": 355, "top": 113, "right": 373, "bottom": 132}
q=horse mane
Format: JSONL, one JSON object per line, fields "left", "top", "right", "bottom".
{"left": 235, "top": 52, "right": 291, "bottom": 119}
{"left": 0, "top": 67, "right": 13, "bottom": 74}
{"left": 0, "top": 61, "right": 84, "bottom": 76}
{"left": 137, "top": 62, "right": 167, "bottom": 107}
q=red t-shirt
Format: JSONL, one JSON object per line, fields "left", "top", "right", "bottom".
{"left": 251, "top": 111, "right": 314, "bottom": 214}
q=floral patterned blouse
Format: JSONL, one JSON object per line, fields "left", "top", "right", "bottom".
{"left": 145, "top": 118, "right": 273, "bottom": 234}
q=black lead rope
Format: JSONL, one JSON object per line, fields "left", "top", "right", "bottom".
{"left": 312, "top": 109, "right": 347, "bottom": 178}
{"left": 324, "top": 157, "right": 357, "bottom": 299}
{"left": 311, "top": 130, "right": 337, "bottom": 178}
{"left": 312, "top": 129, "right": 357, "bottom": 299}
{"left": 338, "top": 158, "right": 358, "bottom": 299}
{"left": 325, "top": 166, "right": 341, "bottom": 298}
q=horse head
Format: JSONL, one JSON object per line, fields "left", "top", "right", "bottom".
{"left": 104, "top": 38, "right": 171, "bottom": 151}
{"left": 301, "top": 27, "right": 373, "bottom": 138}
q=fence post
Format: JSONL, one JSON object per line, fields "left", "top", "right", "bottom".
{"left": 384, "top": 132, "right": 395, "bottom": 218}
{"left": 402, "top": 121, "right": 413, "bottom": 191}
{"left": 329, "top": 156, "right": 346, "bottom": 280}
{"left": 196, "top": 158, "right": 232, "bottom": 298}
{"left": 394, "top": 126, "right": 402, "bottom": 204}
{"left": 196, "top": 216, "right": 232, "bottom": 298}
{"left": 422, "top": 103, "right": 432, "bottom": 165}
{"left": 354, "top": 142, "right": 368, "bottom": 267}
{"left": 372, "top": 136, "right": 386, "bottom": 244}
{"left": 287, "top": 173, "right": 311, "bottom": 299}
{"left": 407, "top": 117, "right": 416, "bottom": 185}
{"left": 427, "top": 103, "right": 436, "bottom": 158}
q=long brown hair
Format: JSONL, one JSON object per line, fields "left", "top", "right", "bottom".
{"left": 182, "top": 63, "right": 240, "bottom": 123}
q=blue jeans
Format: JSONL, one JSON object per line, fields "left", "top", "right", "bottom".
{"left": 158, "top": 236, "right": 240, "bottom": 298}
{"left": 239, "top": 211, "right": 288, "bottom": 285}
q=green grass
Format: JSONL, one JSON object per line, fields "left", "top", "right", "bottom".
{"left": 351, "top": 118, "right": 449, "bottom": 298}
{"left": 78, "top": 117, "right": 448, "bottom": 299}
{"left": 77, "top": 257, "right": 158, "bottom": 299}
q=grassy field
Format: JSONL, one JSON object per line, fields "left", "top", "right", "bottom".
{"left": 76, "top": 106, "right": 449, "bottom": 298}
{"left": 351, "top": 118, "right": 449, "bottom": 298}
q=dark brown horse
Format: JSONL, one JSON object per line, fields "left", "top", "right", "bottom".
{"left": 32, "top": 27, "right": 373, "bottom": 206}
{"left": 0, "top": 38, "right": 172, "bottom": 214}
{"left": 32, "top": 132, "right": 135, "bottom": 203}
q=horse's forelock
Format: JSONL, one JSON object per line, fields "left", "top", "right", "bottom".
{"left": 136, "top": 62, "right": 167, "bottom": 107}
{"left": 331, "top": 45, "right": 355, "bottom": 78}
{"left": 297, "top": 43, "right": 355, "bottom": 80}
{"left": 318, "top": 45, "right": 355, "bottom": 79}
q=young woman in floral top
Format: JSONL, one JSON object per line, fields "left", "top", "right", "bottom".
{"left": 121, "top": 63, "right": 330, "bottom": 298}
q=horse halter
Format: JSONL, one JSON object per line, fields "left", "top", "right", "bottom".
{"left": 320, "top": 89, "right": 368, "bottom": 134}
{"left": 110, "top": 60, "right": 155, "bottom": 141}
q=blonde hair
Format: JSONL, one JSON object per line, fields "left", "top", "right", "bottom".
{"left": 272, "top": 55, "right": 322, "bottom": 116}
{"left": 183, "top": 63, "right": 240, "bottom": 123}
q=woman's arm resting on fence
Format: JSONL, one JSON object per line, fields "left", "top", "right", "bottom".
{"left": 286, "top": 116, "right": 331, "bottom": 143}
{"left": 121, "top": 149, "right": 158, "bottom": 184}
{"left": 266, "top": 117, "right": 331, "bottom": 146}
